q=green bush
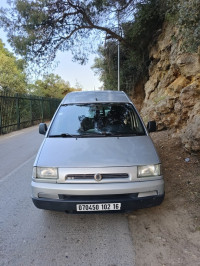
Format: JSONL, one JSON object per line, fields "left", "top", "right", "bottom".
{"left": 166, "top": 0, "right": 200, "bottom": 52}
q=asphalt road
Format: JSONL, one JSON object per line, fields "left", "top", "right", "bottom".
{"left": 0, "top": 126, "right": 135, "bottom": 266}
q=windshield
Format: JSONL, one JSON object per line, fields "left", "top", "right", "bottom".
{"left": 48, "top": 103, "right": 146, "bottom": 137}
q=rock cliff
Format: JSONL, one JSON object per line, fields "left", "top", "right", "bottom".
{"left": 140, "top": 22, "right": 200, "bottom": 152}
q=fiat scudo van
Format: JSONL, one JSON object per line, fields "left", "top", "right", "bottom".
{"left": 31, "top": 91, "right": 164, "bottom": 213}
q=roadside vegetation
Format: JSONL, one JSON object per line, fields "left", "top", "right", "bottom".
{"left": 0, "top": 39, "right": 27, "bottom": 94}
{"left": 0, "top": 39, "right": 81, "bottom": 97}
{"left": 0, "top": 38, "right": 81, "bottom": 134}
{"left": 1, "top": 0, "right": 199, "bottom": 93}
{"left": 92, "top": 0, "right": 200, "bottom": 92}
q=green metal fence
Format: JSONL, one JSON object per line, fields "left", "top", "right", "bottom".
{"left": 0, "top": 92, "right": 61, "bottom": 135}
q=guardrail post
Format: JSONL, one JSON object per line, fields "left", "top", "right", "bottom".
{"left": 16, "top": 93, "right": 20, "bottom": 130}
{"left": 48, "top": 99, "right": 52, "bottom": 119}
{"left": 0, "top": 95, "right": 2, "bottom": 134}
{"left": 30, "top": 95, "right": 33, "bottom": 125}
{"left": 41, "top": 97, "right": 44, "bottom": 122}
{"left": 0, "top": 114, "right": 2, "bottom": 135}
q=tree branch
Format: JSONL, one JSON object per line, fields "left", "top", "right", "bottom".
{"left": 67, "top": 0, "right": 130, "bottom": 46}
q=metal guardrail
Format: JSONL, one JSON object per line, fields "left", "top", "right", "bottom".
{"left": 0, "top": 92, "right": 61, "bottom": 135}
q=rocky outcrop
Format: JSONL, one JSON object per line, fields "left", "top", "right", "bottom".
{"left": 140, "top": 23, "right": 200, "bottom": 152}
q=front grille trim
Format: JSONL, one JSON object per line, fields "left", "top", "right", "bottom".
{"left": 66, "top": 173, "right": 129, "bottom": 180}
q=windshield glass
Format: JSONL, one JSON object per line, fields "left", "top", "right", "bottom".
{"left": 48, "top": 103, "right": 145, "bottom": 137}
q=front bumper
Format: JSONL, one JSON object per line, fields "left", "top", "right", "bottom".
{"left": 31, "top": 179, "right": 164, "bottom": 213}
{"left": 32, "top": 193, "right": 164, "bottom": 213}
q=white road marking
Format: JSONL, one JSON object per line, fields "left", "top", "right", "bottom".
{"left": 0, "top": 154, "right": 36, "bottom": 183}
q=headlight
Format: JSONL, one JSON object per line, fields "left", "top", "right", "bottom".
{"left": 138, "top": 164, "right": 161, "bottom": 178}
{"left": 33, "top": 167, "right": 58, "bottom": 179}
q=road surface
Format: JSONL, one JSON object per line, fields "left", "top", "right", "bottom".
{"left": 0, "top": 126, "right": 135, "bottom": 266}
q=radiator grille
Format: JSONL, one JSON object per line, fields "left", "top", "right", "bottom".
{"left": 66, "top": 173, "right": 129, "bottom": 180}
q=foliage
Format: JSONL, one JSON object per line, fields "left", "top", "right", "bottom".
{"left": 93, "top": 0, "right": 167, "bottom": 91}
{"left": 92, "top": 45, "right": 117, "bottom": 90}
{"left": 29, "top": 73, "right": 81, "bottom": 98}
{"left": 166, "top": 0, "right": 200, "bottom": 52}
{"left": 1, "top": 0, "right": 199, "bottom": 94}
{"left": 93, "top": 0, "right": 200, "bottom": 91}
{"left": 0, "top": 92, "right": 60, "bottom": 134}
{"left": 92, "top": 44, "right": 136, "bottom": 91}
{"left": 0, "top": 39, "right": 27, "bottom": 93}
{"left": 0, "top": 39, "right": 79, "bottom": 97}
{"left": 0, "top": 0, "right": 168, "bottom": 92}
{"left": 0, "top": 0, "right": 137, "bottom": 65}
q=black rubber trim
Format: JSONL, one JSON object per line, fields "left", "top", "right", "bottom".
{"left": 32, "top": 193, "right": 165, "bottom": 213}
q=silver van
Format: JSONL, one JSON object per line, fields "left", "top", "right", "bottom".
{"left": 31, "top": 91, "right": 164, "bottom": 213}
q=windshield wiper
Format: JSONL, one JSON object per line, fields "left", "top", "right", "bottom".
{"left": 48, "top": 133, "right": 75, "bottom": 138}
{"left": 100, "top": 132, "right": 141, "bottom": 137}
{"left": 81, "top": 132, "right": 127, "bottom": 137}
{"left": 100, "top": 132, "right": 116, "bottom": 136}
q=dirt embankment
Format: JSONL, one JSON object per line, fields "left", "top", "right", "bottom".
{"left": 128, "top": 130, "right": 200, "bottom": 266}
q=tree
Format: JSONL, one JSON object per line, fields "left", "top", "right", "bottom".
{"left": 0, "top": 39, "right": 27, "bottom": 93}
{"left": 0, "top": 0, "right": 168, "bottom": 92}
{"left": 30, "top": 73, "right": 80, "bottom": 98}
{"left": 92, "top": 0, "right": 167, "bottom": 92}
{"left": 92, "top": 44, "right": 119, "bottom": 90}
{"left": 0, "top": 0, "right": 138, "bottom": 65}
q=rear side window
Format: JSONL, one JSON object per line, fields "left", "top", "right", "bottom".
{"left": 48, "top": 103, "right": 145, "bottom": 137}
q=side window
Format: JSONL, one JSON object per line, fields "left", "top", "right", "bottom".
{"left": 130, "top": 112, "right": 137, "bottom": 129}
{"left": 131, "top": 110, "right": 144, "bottom": 132}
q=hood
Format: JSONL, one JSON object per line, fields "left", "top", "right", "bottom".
{"left": 36, "top": 136, "right": 160, "bottom": 168}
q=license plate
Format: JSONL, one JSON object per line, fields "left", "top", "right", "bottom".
{"left": 76, "top": 203, "right": 121, "bottom": 212}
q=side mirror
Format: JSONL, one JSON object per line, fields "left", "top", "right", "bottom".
{"left": 147, "top": 121, "right": 156, "bottom": 133}
{"left": 39, "top": 123, "right": 47, "bottom": 135}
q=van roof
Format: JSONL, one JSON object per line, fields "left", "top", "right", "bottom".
{"left": 61, "top": 90, "right": 131, "bottom": 104}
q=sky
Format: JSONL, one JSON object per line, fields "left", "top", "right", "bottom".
{"left": 0, "top": 0, "right": 103, "bottom": 91}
